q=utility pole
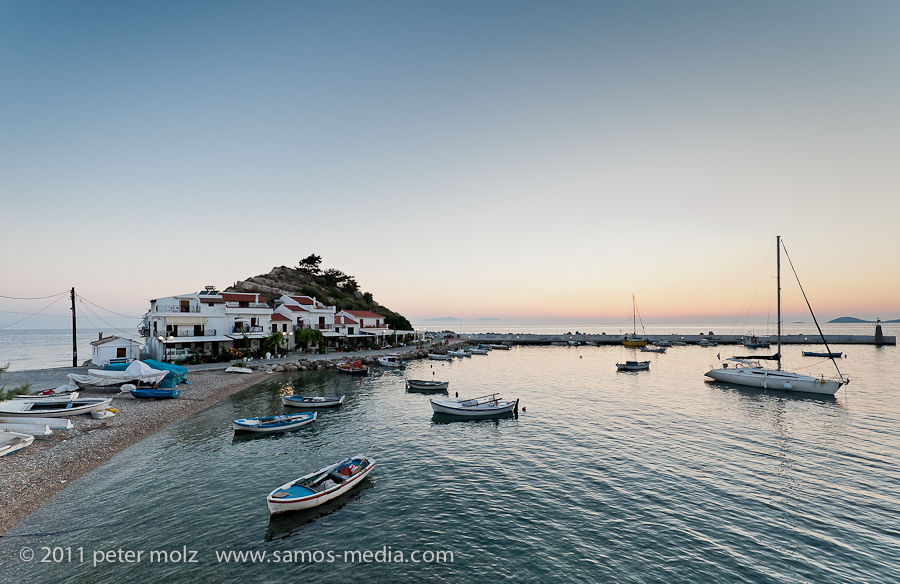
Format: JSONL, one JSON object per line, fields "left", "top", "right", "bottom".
{"left": 71, "top": 287, "right": 77, "bottom": 367}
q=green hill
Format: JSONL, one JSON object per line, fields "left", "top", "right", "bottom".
{"left": 225, "top": 259, "right": 412, "bottom": 331}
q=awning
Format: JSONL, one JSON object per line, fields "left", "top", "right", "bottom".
{"left": 161, "top": 335, "right": 231, "bottom": 344}
{"left": 164, "top": 316, "right": 207, "bottom": 326}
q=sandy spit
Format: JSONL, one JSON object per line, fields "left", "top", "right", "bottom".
{"left": 0, "top": 371, "right": 269, "bottom": 536}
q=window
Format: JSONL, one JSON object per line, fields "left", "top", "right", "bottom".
{"left": 116, "top": 347, "right": 126, "bottom": 358}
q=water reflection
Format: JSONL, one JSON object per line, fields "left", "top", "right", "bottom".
{"left": 431, "top": 412, "right": 516, "bottom": 425}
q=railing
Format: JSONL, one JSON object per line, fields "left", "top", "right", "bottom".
{"left": 232, "top": 326, "right": 264, "bottom": 333}
{"left": 315, "top": 324, "right": 333, "bottom": 330}
{"left": 175, "top": 329, "right": 217, "bottom": 337}
{"left": 156, "top": 305, "right": 200, "bottom": 313}
{"left": 225, "top": 302, "right": 270, "bottom": 309}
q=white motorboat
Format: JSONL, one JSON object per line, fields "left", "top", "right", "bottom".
{"left": 447, "top": 350, "right": 471, "bottom": 358}
{"left": 0, "top": 397, "right": 114, "bottom": 418}
{"left": 466, "top": 347, "right": 489, "bottom": 355}
{"left": 705, "top": 236, "right": 848, "bottom": 396}
{"left": 427, "top": 354, "right": 452, "bottom": 361}
{"left": 430, "top": 394, "right": 519, "bottom": 417}
{"left": 616, "top": 360, "right": 650, "bottom": 371}
{"left": 266, "top": 453, "right": 375, "bottom": 515}
{"left": 377, "top": 354, "right": 405, "bottom": 368}
{"left": 0, "top": 431, "right": 35, "bottom": 457}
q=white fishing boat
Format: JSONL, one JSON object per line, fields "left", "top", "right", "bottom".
{"left": 705, "top": 236, "right": 848, "bottom": 396}
{"left": 430, "top": 393, "right": 519, "bottom": 417}
{"left": 12, "top": 386, "right": 79, "bottom": 400}
{"left": 233, "top": 411, "right": 317, "bottom": 433}
{"left": 406, "top": 379, "right": 450, "bottom": 391}
{"left": 447, "top": 349, "right": 471, "bottom": 358}
{"left": 225, "top": 366, "right": 253, "bottom": 374}
{"left": 266, "top": 453, "right": 375, "bottom": 515}
{"left": 377, "top": 354, "right": 405, "bottom": 368}
{"left": 466, "top": 347, "right": 489, "bottom": 355}
{"left": 427, "top": 353, "right": 452, "bottom": 361}
{"left": 0, "top": 397, "right": 113, "bottom": 418}
{"left": 281, "top": 395, "right": 344, "bottom": 408}
{"left": 0, "top": 423, "right": 52, "bottom": 436}
{"left": 0, "top": 417, "right": 74, "bottom": 430}
{"left": 655, "top": 339, "right": 673, "bottom": 347}
{"left": 0, "top": 431, "right": 34, "bottom": 457}
{"left": 616, "top": 360, "right": 650, "bottom": 371}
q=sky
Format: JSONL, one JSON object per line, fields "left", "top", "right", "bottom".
{"left": 1, "top": 0, "right": 899, "bottom": 331}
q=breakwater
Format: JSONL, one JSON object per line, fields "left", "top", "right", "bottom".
{"left": 466, "top": 332, "right": 895, "bottom": 346}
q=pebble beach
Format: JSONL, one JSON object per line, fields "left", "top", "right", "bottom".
{"left": 0, "top": 370, "right": 268, "bottom": 535}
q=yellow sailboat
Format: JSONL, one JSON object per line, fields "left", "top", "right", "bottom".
{"left": 622, "top": 295, "right": 649, "bottom": 347}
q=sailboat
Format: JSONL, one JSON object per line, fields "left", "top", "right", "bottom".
{"left": 622, "top": 295, "right": 649, "bottom": 347}
{"left": 705, "top": 236, "right": 849, "bottom": 396}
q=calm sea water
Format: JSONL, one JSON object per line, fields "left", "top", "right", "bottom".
{"left": 1, "top": 340, "right": 898, "bottom": 583}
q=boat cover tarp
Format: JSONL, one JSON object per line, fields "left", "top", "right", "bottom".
{"left": 67, "top": 360, "right": 169, "bottom": 388}
{"left": 103, "top": 360, "right": 188, "bottom": 388}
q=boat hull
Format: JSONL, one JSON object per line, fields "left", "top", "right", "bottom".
{"left": 705, "top": 368, "right": 842, "bottom": 395}
{"left": 406, "top": 380, "right": 449, "bottom": 391}
{"left": 233, "top": 412, "right": 316, "bottom": 433}
{"left": 0, "top": 398, "right": 113, "bottom": 417}
{"left": 130, "top": 389, "right": 182, "bottom": 399}
{"left": 616, "top": 361, "right": 650, "bottom": 371}
{"left": 430, "top": 399, "right": 518, "bottom": 417}
{"left": 282, "top": 395, "right": 344, "bottom": 408}
{"left": 266, "top": 456, "right": 375, "bottom": 515}
{"left": 0, "top": 431, "right": 35, "bottom": 457}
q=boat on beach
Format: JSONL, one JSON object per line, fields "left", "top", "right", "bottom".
{"left": 266, "top": 453, "right": 375, "bottom": 515}
{"left": 430, "top": 393, "right": 519, "bottom": 417}
{"left": 225, "top": 366, "right": 253, "bottom": 374}
{"left": 705, "top": 236, "right": 848, "bottom": 396}
{"left": 12, "top": 386, "right": 79, "bottom": 400}
{"left": 0, "top": 423, "right": 52, "bottom": 436}
{"left": 406, "top": 379, "right": 450, "bottom": 391}
{"left": 130, "top": 388, "right": 182, "bottom": 399}
{"left": 233, "top": 411, "right": 316, "bottom": 433}
{"left": 0, "top": 397, "right": 114, "bottom": 417}
{"left": 282, "top": 395, "right": 345, "bottom": 408}
{"left": 0, "top": 430, "right": 35, "bottom": 457}
{"left": 67, "top": 360, "right": 169, "bottom": 389}
{"left": 616, "top": 360, "right": 650, "bottom": 371}
{"left": 0, "top": 416, "right": 74, "bottom": 430}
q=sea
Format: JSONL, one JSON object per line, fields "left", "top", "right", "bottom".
{"left": 0, "top": 324, "right": 898, "bottom": 583}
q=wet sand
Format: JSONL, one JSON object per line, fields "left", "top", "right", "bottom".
{"left": 0, "top": 370, "right": 268, "bottom": 536}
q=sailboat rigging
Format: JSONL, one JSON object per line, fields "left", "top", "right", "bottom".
{"left": 705, "top": 236, "right": 849, "bottom": 395}
{"left": 622, "top": 295, "right": 649, "bottom": 347}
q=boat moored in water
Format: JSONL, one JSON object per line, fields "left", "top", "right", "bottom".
{"left": 616, "top": 360, "right": 650, "bottom": 371}
{"left": 266, "top": 453, "right": 375, "bottom": 515}
{"left": 233, "top": 411, "right": 317, "bottom": 433}
{"left": 377, "top": 355, "right": 405, "bottom": 368}
{"left": 282, "top": 395, "right": 345, "bottom": 408}
{"left": 430, "top": 394, "right": 519, "bottom": 417}
{"left": 337, "top": 361, "right": 369, "bottom": 375}
{"left": 406, "top": 379, "right": 449, "bottom": 391}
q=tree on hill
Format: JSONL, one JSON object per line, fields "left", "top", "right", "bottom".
{"left": 298, "top": 254, "right": 322, "bottom": 275}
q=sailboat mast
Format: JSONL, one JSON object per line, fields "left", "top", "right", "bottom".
{"left": 776, "top": 235, "right": 782, "bottom": 371}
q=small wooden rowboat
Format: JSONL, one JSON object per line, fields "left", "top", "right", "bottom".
{"left": 406, "top": 379, "right": 450, "bottom": 391}
{"left": 0, "top": 430, "right": 34, "bottom": 457}
{"left": 616, "top": 360, "right": 650, "bottom": 371}
{"left": 233, "top": 411, "right": 316, "bottom": 433}
{"left": 430, "top": 393, "right": 519, "bottom": 417}
{"left": 337, "top": 361, "right": 368, "bottom": 376}
{"left": 282, "top": 395, "right": 344, "bottom": 408}
{"left": 802, "top": 351, "right": 842, "bottom": 358}
{"left": 0, "top": 398, "right": 113, "bottom": 418}
{"left": 130, "top": 388, "right": 182, "bottom": 399}
{"left": 266, "top": 453, "right": 375, "bottom": 515}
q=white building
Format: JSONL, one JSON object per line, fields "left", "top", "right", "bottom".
{"left": 90, "top": 334, "right": 142, "bottom": 366}
{"left": 140, "top": 287, "right": 274, "bottom": 361}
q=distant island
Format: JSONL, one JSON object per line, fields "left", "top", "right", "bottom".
{"left": 421, "top": 317, "right": 501, "bottom": 322}
{"left": 828, "top": 317, "right": 900, "bottom": 324}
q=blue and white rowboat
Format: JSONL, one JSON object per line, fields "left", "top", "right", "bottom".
{"left": 266, "top": 453, "right": 375, "bottom": 515}
{"left": 233, "top": 411, "right": 316, "bottom": 433}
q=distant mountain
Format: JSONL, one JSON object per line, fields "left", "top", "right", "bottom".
{"left": 827, "top": 317, "right": 900, "bottom": 324}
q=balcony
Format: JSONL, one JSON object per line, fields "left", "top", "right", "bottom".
{"left": 232, "top": 326, "right": 264, "bottom": 334}
{"left": 225, "top": 302, "right": 270, "bottom": 309}
{"left": 156, "top": 304, "right": 200, "bottom": 313}
{"left": 176, "top": 329, "right": 217, "bottom": 338}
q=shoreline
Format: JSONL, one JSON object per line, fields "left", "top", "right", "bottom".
{"left": 0, "top": 370, "right": 269, "bottom": 536}
{"left": 0, "top": 343, "right": 462, "bottom": 536}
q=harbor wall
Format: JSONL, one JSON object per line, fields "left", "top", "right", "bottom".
{"left": 466, "top": 333, "right": 896, "bottom": 346}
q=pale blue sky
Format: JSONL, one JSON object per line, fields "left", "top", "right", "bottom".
{"left": 1, "top": 1, "right": 898, "bottom": 330}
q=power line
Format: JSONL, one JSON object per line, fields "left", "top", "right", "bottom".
{"left": 0, "top": 295, "right": 68, "bottom": 330}
{"left": 75, "top": 294, "right": 144, "bottom": 320}
{"left": 0, "top": 291, "right": 69, "bottom": 300}
{"left": 76, "top": 298, "right": 141, "bottom": 341}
